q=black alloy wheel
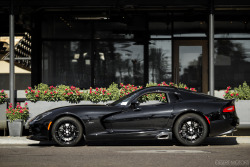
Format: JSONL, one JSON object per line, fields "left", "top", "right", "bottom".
{"left": 173, "top": 113, "right": 208, "bottom": 146}
{"left": 52, "top": 116, "right": 83, "bottom": 146}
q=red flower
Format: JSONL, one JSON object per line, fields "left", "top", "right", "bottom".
{"left": 236, "top": 93, "right": 239, "bottom": 96}
{"left": 225, "top": 90, "right": 229, "bottom": 94}
{"left": 28, "top": 87, "right": 31, "bottom": 90}
{"left": 230, "top": 93, "right": 234, "bottom": 96}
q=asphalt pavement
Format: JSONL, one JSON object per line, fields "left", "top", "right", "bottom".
{"left": 0, "top": 136, "right": 250, "bottom": 145}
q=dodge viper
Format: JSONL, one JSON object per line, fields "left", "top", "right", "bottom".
{"left": 27, "top": 86, "right": 239, "bottom": 146}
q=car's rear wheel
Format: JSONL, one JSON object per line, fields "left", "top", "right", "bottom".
{"left": 173, "top": 113, "right": 208, "bottom": 146}
{"left": 52, "top": 116, "right": 83, "bottom": 147}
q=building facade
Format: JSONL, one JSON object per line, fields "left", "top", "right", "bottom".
{"left": 1, "top": 0, "right": 250, "bottom": 94}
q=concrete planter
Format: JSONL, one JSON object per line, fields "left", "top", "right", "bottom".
{"left": 235, "top": 100, "right": 250, "bottom": 129}
{"left": 0, "top": 103, "right": 7, "bottom": 130}
{"left": 8, "top": 119, "right": 24, "bottom": 137}
{"left": 25, "top": 100, "right": 114, "bottom": 128}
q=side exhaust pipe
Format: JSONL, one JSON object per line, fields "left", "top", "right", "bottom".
{"left": 156, "top": 132, "right": 172, "bottom": 140}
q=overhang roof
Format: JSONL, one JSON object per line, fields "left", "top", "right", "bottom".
{"left": 0, "top": 61, "right": 31, "bottom": 74}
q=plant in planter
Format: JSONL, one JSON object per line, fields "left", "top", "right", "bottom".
{"left": 25, "top": 83, "right": 86, "bottom": 103}
{"left": 223, "top": 81, "right": 250, "bottom": 129}
{"left": 107, "top": 82, "right": 120, "bottom": 101}
{"left": 146, "top": 81, "right": 197, "bottom": 92}
{"left": 224, "top": 82, "right": 250, "bottom": 100}
{"left": 6, "top": 102, "right": 29, "bottom": 136}
{"left": 0, "top": 89, "right": 8, "bottom": 131}
{"left": 119, "top": 83, "right": 143, "bottom": 98}
{"left": 0, "top": 89, "right": 8, "bottom": 104}
{"left": 88, "top": 87, "right": 112, "bottom": 103}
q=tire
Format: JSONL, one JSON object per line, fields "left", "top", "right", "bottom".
{"left": 173, "top": 113, "right": 208, "bottom": 146}
{"left": 52, "top": 116, "right": 83, "bottom": 147}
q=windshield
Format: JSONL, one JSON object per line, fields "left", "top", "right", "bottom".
{"left": 110, "top": 89, "right": 140, "bottom": 106}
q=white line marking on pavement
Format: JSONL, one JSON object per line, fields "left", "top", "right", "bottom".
{"left": 117, "top": 150, "right": 211, "bottom": 154}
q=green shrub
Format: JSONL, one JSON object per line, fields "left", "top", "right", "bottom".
{"left": 107, "top": 82, "right": 120, "bottom": 101}
{"left": 119, "top": 83, "right": 143, "bottom": 98}
{"left": 224, "top": 82, "right": 250, "bottom": 100}
{"left": 146, "top": 81, "right": 196, "bottom": 91}
{"left": 25, "top": 81, "right": 197, "bottom": 103}
{"left": 25, "top": 83, "right": 86, "bottom": 103}
{"left": 88, "top": 87, "right": 111, "bottom": 103}
{"left": 0, "top": 89, "right": 8, "bottom": 104}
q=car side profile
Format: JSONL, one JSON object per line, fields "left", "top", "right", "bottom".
{"left": 28, "top": 86, "right": 239, "bottom": 146}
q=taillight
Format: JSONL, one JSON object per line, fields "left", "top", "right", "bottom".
{"left": 223, "top": 106, "right": 235, "bottom": 113}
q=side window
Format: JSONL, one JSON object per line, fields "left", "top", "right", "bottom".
{"left": 137, "top": 92, "right": 168, "bottom": 106}
{"left": 168, "top": 92, "right": 179, "bottom": 103}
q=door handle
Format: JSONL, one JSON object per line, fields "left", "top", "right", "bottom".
{"left": 134, "top": 107, "right": 141, "bottom": 111}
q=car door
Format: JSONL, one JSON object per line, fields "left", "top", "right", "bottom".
{"left": 110, "top": 92, "right": 173, "bottom": 133}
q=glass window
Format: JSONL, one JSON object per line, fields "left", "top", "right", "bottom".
{"left": 215, "top": 33, "right": 250, "bottom": 39}
{"left": 42, "top": 15, "right": 92, "bottom": 39}
{"left": 94, "top": 41, "right": 144, "bottom": 87}
{"left": 214, "top": 40, "right": 250, "bottom": 90}
{"left": 0, "top": 35, "right": 31, "bottom": 90}
{"left": 173, "top": 21, "right": 207, "bottom": 37}
{"left": 42, "top": 41, "right": 91, "bottom": 88}
{"left": 94, "top": 21, "right": 134, "bottom": 39}
{"left": 149, "top": 40, "right": 172, "bottom": 83}
{"left": 179, "top": 46, "right": 202, "bottom": 91}
{"left": 215, "top": 21, "right": 249, "bottom": 37}
{"left": 137, "top": 92, "right": 168, "bottom": 106}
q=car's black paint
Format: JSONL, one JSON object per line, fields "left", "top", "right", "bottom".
{"left": 28, "top": 86, "right": 239, "bottom": 146}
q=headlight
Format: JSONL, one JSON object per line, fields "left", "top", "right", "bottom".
{"left": 34, "top": 111, "right": 53, "bottom": 121}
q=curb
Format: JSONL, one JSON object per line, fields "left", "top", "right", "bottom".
{"left": 0, "top": 137, "right": 52, "bottom": 145}
{"left": 0, "top": 136, "right": 250, "bottom": 145}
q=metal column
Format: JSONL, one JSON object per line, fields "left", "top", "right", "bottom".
{"left": 209, "top": 0, "right": 215, "bottom": 96}
{"left": 9, "top": 0, "right": 15, "bottom": 105}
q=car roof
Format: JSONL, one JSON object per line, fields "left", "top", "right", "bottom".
{"left": 140, "top": 86, "right": 178, "bottom": 92}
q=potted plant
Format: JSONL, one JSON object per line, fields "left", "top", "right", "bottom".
{"left": 224, "top": 82, "right": 250, "bottom": 129}
{"left": 6, "top": 102, "right": 29, "bottom": 136}
{"left": 0, "top": 89, "right": 8, "bottom": 131}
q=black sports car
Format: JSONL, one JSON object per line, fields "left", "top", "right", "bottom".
{"left": 27, "top": 86, "right": 239, "bottom": 146}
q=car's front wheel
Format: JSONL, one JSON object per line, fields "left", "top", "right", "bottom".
{"left": 173, "top": 113, "right": 208, "bottom": 146}
{"left": 51, "top": 116, "right": 83, "bottom": 146}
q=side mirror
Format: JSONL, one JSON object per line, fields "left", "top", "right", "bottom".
{"left": 131, "top": 101, "right": 141, "bottom": 111}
